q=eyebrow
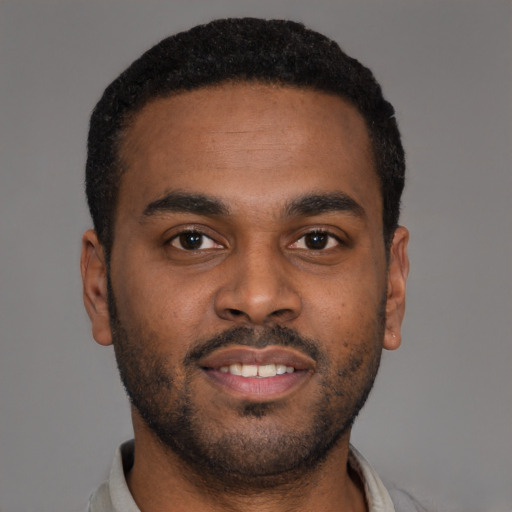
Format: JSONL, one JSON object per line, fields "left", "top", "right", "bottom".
{"left": 141, "top": 190, "right": 365, "bottom": 222}
{"left": 142, "top": 191, "right": 229, "bottom": 218}
{"left": 284, "top": 192, "right": 365, "bottom": 219}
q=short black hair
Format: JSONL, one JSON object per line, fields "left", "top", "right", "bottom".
{"left": 86, "top": 18, "right": 405, "bottom": 258}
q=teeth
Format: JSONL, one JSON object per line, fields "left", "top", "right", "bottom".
{"left": 258, "top": 364, "right": 277, "bottom": 377}
{"left": 241, "top": 364, "right": 258, "bottom": 377}
{"left": 276, "top": 364, "right": 287, "bottom": 375}
{"left": 229, "top": 363, "right": 243, "bottom": 376}
{"left": 218, "top": 363, "right": 296, "bottom": 378}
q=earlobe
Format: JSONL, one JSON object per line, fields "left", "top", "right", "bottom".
{"left": 80, "top": 229, "right": 113, "bottom": 346}
{"left": 383, "top": 226, "right": 410, "bottom": 351}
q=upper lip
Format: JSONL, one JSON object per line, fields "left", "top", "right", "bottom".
{"left": 198, "top": 346, "right": 316, "bottom": 371}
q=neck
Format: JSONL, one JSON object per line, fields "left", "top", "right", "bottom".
{"left": 126, "top": 414, "right": 367, "bottom": 512}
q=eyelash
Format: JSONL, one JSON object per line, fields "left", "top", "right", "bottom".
{"left": 169, "top": 230, "right": 222, "bottom": 251}
{"left": 291, "top": 230, "right": 342, "bottom": 251}
{"left": 167, "top": 228, "right": 343, "bottom": 252}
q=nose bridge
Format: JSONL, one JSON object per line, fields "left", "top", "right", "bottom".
{"left": 214, "top": 239, "right": 301, "bottom": 325}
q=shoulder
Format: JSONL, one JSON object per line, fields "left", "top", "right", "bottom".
{"left": 388, "top": 487, "right": 430, "bottom": 512}
{"left": 349, "top": 445, "right": 429, "bottom": 512}
{"left": 86, "top": 482, "right": 113, "bottom": 512}
{"left": 86, "top": 440, "right": 138, "bottom": 512}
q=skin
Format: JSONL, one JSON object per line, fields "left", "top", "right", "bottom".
{"left": 81, "top": 83, "right": 409, "bottom": 512}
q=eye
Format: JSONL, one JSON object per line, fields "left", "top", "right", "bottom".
{"left": 170, "top": 231, "right": 221, "bottom": 251}
{"left": 291, "top": 231, "right": 340, "bottom": 250}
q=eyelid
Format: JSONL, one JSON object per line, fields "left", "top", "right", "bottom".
{"left": 171, "top": 233, "right": 219, "bottom": 250}
{"left": 165, "top": 225, "right": 226, "bottom": 250}
{"left": 294, "top": 232, "right": 340, "bottom": 250}
{"left": 288, "top": 227, "right": 346, "bottom": 250}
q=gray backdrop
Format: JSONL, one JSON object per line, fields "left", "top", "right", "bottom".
{"left": 1, "top": 1, "right": 511, "bottom": 511}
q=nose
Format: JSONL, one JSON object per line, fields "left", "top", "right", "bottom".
{"left": 214, "top": 246, "right": 302, "bottom": 325}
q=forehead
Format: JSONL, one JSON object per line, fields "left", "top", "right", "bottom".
{"left": 117, "top": 83, "right": 380, "bottom": 222}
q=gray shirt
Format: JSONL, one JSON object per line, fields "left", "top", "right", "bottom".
{"left": 87, "top": 441, "right": 425, "bottom": 512}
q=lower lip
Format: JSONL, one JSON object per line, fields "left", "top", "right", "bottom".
{"left": 204, "top": 369, "right": 310, "bottom": 399}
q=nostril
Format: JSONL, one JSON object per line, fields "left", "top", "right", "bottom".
{"left": 227, "top": 308, "right": 245, "bottom": 317}
{"left": 223, "top": 307, "right": 298, "bottom": 323}
{"left": 215, "top": 289, "right": 302, "bottom": 324}
{"left": 270, "top": 308, "right": 296, "bottom": 321}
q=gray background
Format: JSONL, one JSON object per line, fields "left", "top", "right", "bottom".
{"left": 1, "top": 1, "right": 511, "bottom": 511}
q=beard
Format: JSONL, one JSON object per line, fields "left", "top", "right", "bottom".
{"left": 108, "top": 278, "right": 385, "bottom": 490}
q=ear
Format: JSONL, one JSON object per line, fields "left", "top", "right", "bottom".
{"left": 383, "top": 226, "right": 410, "bottom": 351}
{"left": 80, "top": 229, "right": 113, "bottom": 346}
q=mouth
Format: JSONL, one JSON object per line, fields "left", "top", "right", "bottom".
{"left": 218, "top": 363, "right": 296, "bottom": 377}
{"left": 199, "top": 346, "right": 315, "bottom": 400}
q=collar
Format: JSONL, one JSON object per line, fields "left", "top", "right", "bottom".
{"left": 94, "top": 440, "right": 395, "bottom": 512}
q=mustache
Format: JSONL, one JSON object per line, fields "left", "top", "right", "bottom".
{"left": 185, "top": 325, "right": 323, "bottom": 366}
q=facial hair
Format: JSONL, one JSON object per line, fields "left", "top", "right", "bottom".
{"left": 107, "top": 276, "right": 385, "bottom": 490}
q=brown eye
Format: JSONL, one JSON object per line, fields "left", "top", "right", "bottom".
{"left": 291, "top": 231, "right": 340, "bottom": 251}
{"left": 304, "top": 232, "right": 329, "bottom": 250}
{"left": 170, "top": 231, "right": 219, "bottom": 250}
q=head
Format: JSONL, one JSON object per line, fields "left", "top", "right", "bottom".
{"left": 81, "top": 18, "right": 409, "bottom": 489}
{"left": 86, "top": 18, "right": 405, "bottom": 261}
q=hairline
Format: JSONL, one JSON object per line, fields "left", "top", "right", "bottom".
{"left": 107, "top": 79, "right": 387, "bottom": 259}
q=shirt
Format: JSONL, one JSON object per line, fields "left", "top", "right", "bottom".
{"left": 87, "top": 440, "right": 425, "bottom": 512}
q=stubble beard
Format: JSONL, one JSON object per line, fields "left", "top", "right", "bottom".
{"left": 107, "top": 278, "right": 385, "bottom": 491}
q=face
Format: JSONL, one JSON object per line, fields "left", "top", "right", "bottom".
{"left": 82, "top": 83, "right": 409, "bottom": 486}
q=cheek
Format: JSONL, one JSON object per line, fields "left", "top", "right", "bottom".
{"left": 111, "top": 256, "right": 218, "bottom": 346}
{"left": 300, "top": 264, "right": 386, "bottom": 351}
{"left": 307, "top": 266, "right": 383, "bottom": 320}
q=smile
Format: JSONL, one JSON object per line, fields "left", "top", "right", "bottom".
{"left": 199, "top": 346, "right": 315, "bottom": 399}
{"left": 219, "top": 363, "right": 295, "bottom": 378}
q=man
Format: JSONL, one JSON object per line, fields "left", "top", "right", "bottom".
{"left": 81, "top": 18, "right": 419, "bottom": 512}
